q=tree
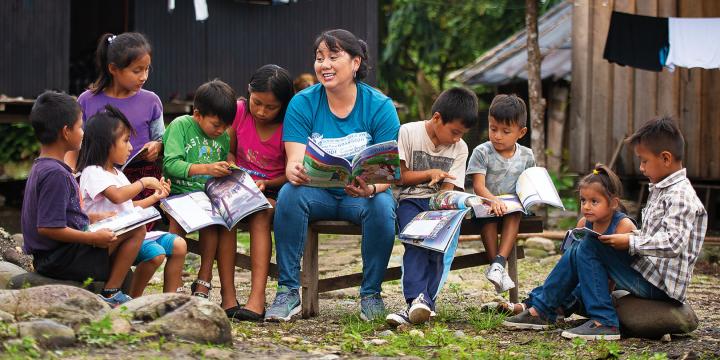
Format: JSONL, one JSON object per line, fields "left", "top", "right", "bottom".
{"left": 380, "top": 0, "right": 525, "bottom": 120}
{"left": 525, "top": 0, "right": 547, "bottom": 167}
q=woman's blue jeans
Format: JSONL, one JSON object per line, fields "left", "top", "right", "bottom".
{"left": 273, "top": 183, "right": 397, "bottom": 296}
{"left": 530, "top": 237, "right": 671, "bottom": 327}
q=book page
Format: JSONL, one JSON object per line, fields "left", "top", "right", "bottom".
{"left": 400, "top": 209, "right": 468, "bottom": 253}
{"left": 515, "top": 167, "right": 564, "bottom": 211}
{"left": 303, "top": 138, "right": 353, "bottom": 187}
{"left": 163, "top": 192, "right": 220, "bottom": 231}
{"left": 429, "top": 191, "right": 474, "bottom": 211}
{"left": 88, "top": 206, "right": 160, "bottom": 234}
{"left": 205, "top": 169, "right": 271, "bottom": 229}
{"left": 350, "top": 140, "right": 400, "bottom": 185}
{"left": 401, "top": 219, "right": 443, "bottom": 238}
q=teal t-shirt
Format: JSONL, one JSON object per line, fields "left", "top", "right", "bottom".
{"left": 283, "top": 82, "right": 400, "bottom": 161}
{"left": 162, "top": 115, "right": 230, "bottom": 194}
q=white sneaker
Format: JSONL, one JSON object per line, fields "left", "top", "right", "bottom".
{"left": 408, "top": 294, "right": 431, "bottom": 324}
{"left": 485, "top": 262, "right": 505, "bottom": 293}
{"left": 500, "top": 267, "right": 516, "bottom": 292}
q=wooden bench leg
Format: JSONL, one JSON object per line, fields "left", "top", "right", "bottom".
{"left": 508, "top": 243, "right": 519, "bottom": 304}
{"left": 301, "top": 226, "right": 319, "bottom": 318}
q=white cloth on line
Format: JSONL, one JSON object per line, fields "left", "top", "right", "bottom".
{"left": 665, "top": 17, "right": 720, "bottom": 71}
{"left": 194, "top": 0, "right": 208, "bottom": 21}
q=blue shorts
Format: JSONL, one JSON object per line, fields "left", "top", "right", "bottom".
{"left": 134, "top": 233, "right": 177, "bottom": 265}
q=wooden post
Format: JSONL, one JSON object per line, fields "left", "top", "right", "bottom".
{"left": 526, "top": 0, "right": 547, "bottom": 167}
{"left": 546, "top": 83, "right": 569, "bottom": 174}
{"left": 301, "top": 226, "right": 320, "bottom": 318}
{"left": 508, "top": 243, "right": 519, "bottom": 304}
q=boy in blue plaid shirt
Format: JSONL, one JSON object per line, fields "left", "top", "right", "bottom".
{"left": 503, "top": 116, "right": 707, "bottom": 340}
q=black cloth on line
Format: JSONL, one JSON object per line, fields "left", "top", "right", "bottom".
{"left": 603, "top": 11, "right": 668, "bottom": 72}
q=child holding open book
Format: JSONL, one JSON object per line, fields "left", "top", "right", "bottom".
{"left": 162, "top": 79, "right": 243, "bottom": 319}
{"left": 226, "top": 65, "right": 294, "bottom": 321}
{"left": 77, "top": 105, "right": 187, "bottom": 299}
{"left": 385, "top": 87, "right": 477, "bottom": 327}
{"left": 467, "top": 94, "right": 535, "bottom": 293}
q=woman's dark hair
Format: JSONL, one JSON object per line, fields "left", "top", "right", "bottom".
{"left": 246, "top": 64, "right": 295, "bottom": 123}
{"left": 77, "top": 105, "right": 134, "bottom": 172}
{"left": 313, "top": 29, "right": 370, "bottom": 81}
{"left": 90, "top": 32, "right": 152, "bottom": 94}
{"left": 577, "top": 163, "right": 626, "bottom": 213}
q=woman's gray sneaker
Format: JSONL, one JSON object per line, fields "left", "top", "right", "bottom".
{"left": 264, "top": 286, "right": 301, "bottom": 322}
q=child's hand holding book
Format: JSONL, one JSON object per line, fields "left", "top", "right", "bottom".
{"left": 89, "top": 228, "right": 118, "bottom": 248}
{"left": 488, "top": 196, "right": 508, "bottom": 216}
{"left": 204, "top": 161, "right": 233, "bottom": 177}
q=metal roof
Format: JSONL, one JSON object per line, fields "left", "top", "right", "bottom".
{"left": 449, "top": 0, "right": 572, "bottom": 86}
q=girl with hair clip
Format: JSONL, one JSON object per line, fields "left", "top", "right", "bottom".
{"left": 225, "top": 64, "right": 294, "bottom": 321}
{"left": 68, "top": 32, "right": 164, "bottom": 205}
{"left": 77, "top": 105, "right": 187, "bottom": 302}
{"left": 502, "top": 164, "right": 636, "bottom": 340}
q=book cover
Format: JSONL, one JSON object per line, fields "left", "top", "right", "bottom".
{"left": 88, "top": 206, "right": 161, "bottom": 235}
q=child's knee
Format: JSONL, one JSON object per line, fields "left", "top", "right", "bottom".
{"left": 149, "top": 254, "right": 166, "bottom": 267}
{"left": 173, "top": 237, "right": 188, "bottom": 256}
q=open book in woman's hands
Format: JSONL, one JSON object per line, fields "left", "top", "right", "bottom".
{"left": 302, "top": 138, "right": 400, "bottom": 187}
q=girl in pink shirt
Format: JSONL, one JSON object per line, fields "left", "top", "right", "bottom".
{"left": 227, "top": 64, "right": 294, "bottom": 321}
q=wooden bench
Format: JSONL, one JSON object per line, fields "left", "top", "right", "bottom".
{"left": 186, "top": 216, "right": 543, "bottom": 318}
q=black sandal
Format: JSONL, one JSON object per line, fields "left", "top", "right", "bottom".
{"left": 190, "top": 279, "right": 212, "bottom": 298}
{"left": 226, "top": 302, "right": 265, "bottom": 322}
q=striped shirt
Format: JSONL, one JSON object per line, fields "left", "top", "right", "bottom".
{"left": 629, "top": 169, "right": 707, "bottom": 302}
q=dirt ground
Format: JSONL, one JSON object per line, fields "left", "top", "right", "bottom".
{"left": 43, "top": 234, "right": 720, "bottom": 359}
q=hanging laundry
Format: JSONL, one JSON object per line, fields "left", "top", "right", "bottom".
{"left": 665, "top": 17, "right": 720, "bottom": 71}
{"left": 603, "top": 11, "right": 668, "bottom": 72}
{"left": 194, "top": 0, "right": 208, "bottom": 21}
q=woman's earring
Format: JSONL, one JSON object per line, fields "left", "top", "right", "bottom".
{"left": 353, "top": 69, "right": 357, "bottom": 79}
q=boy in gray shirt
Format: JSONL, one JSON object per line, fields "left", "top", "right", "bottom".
{"left": 467, "top": 94, "right": 535, "bottom": 293}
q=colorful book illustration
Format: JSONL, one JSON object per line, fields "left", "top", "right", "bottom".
{"left": 399, "top": 209, "right": 470, "bottom": 253}
{"left": 88, "top": 206, "right": 161, "bottom": 236}
{"left": 160, "top": 169, "right": 271, "bottom": 232}
{"left": 561, "top": 227, "right": 604, "bottom": 253}
{"left": 302, "top": 138, "right": 400, "bottom": 188}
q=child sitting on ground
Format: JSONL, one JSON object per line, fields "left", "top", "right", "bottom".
{"left": 503, "top": 117, "right": 707, "bottom": 341}
{"left": 467, "top": 94, "right": 535, "bottom": 293}
{"left": 385, "top": 87, "right": 478, "bottom": 326}
{"left": 502, "top": 164, "right": 636, "bottom": 331}
{"left": 21, "top": 91, "right": 141, "bottom": 306}
{"left": 77, "top": 105, "right": 187, "bottom": 298}
{"left": 163, "top": 79, "right": 242, "bottom": 319}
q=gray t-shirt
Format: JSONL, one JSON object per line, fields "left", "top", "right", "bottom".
{"left": 397, "top": 121, "right": 468, "bottom": 201}
{"left": 466, "top": 141, "right": 535, "bottom": 195}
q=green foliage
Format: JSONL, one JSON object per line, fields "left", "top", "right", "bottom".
{"left": 2, "top": 337, "right": 41, "bottom": 359}
{"left": 549, "top": 166, "right": 579, "bottom": 211}
{"left": 0, "top": 123, "right": 39, "bottom": 164}
{"left": 77, "top": 313, "right": 142, "bottom": 346}
{"left": 467, "top": 306, "right": 505, "bottom": 331}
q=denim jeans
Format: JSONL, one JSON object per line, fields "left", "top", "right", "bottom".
{"left": 273, "top": 183, "right": 397, "bottom": 296}
{"left": 525, "top": 242, "right": 583, "bottom": 317}
{"left": 531, "top": 237, "right": 671, "bottom": 327}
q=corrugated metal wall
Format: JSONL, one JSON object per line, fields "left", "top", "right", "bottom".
{"left": 0, "top": 0, "right": 70, "bottom": 98}
{"left": 570, "top": 0, "right": 720, "bottom": 180}
{"left": 134, "top": 0, "right": 378, "bottom": 101}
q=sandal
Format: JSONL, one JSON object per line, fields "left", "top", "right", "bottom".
{"left": 190, "top": 279, "right": 212, "bottom": 299}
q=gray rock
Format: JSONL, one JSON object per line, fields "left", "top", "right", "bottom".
{"left": 10, "top": 233, "right": 23, "bottom": 247}
{"left": 453, "top": 330, "right": 466, "bottom": 338}
{"left": 0, "top": 309, "right": 13, "bottom": 322}
{"left": 110, "top": 293, "right": 232, "bottom": 345}
{"left": 16, "top": 319, "right": 76, "bottom": 348}
{"left": 615, "top": 295, "right": 699, "bottom": 339}
{"left": 524, "top": 237, "right": 556, "bottom": 252}
{"left": 0, "top": 285, "right": 110, "bottom": 330}
{"left": 203, "top": 348, "right": 234, "bottom": 360}
{"left": 8, "top": 270, "right": 134, "bottom": 295}
{"left": 369, "top": 338, "right": 387, "bottom": 345}
{"left": 0, "top": 261, "right": 27, "bottom": 289}
{"left": 524, "top": 248, "right": 550, "bottom": 258}
{"left": 0, "top": 230, "right": 32, "bottom": 271}
{"left": 378, "top": 330, "right": 394, "bottom": 337}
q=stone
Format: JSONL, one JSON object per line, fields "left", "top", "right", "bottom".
{"left": 524, "top": 237, "right": 556, "bottom": 252}
{"left": 453, "top": 330, "right": 466, "bottom": 338}
{"left": 10, "top": 233, "right": 23, "bottom": 247}
{"left": 615, "top": 294, "right": 699, "bottom": 339}
{"left": 110, "top": 293, "right": 232, "bottom": 345}
{"left": 281, "top": 336, "right": 298, "bottom": 343}
{"left": 0, "top": 285, "right": 110, "bottom": 330}
{"left": 0, "top": 231, "right": 32, "bottom": 272}
{"left": 524, "top": 248, "right": 550, "bottom": 258}
{"left": 369, "top": 338, "right": 387, "bottom": 345}
{"left": 16, "top": 319, "right": 76, "bottom": 348}
{"left": 8, "top": 270, "right": 134, "bottom": 294}
{"left": 378, "top": 330, "right": 394, "bottom": 337}
{"left": 661, "top": 334, "right": 672, "bottom": 342}
{"left": 0, "top": 261, "right": 27, "bottom": 289}
{"left": 408, "top": 329, "right": 424, "bottom": 338}
{"left": 0, "top": 309, "right": 13, "bottom": 322}
{"left": 203, "top": 348, "right": 234, "bottom": 360}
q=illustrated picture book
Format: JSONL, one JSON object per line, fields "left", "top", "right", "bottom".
{"left": 303, "top": 138, "right": 400, "bottom": 188}
{"left": 120, "top": 147, "right": 148, "bottom": 171}
{"left": 560, "top": 227, "right": 604, "bottom": 253}
{"left": 399, "top": 208, "right": 469, "bottom": 253}
{"left": 88, "top": 206, "right": 161, "bottom": 236}
{"left": 431, "top": 167, "right": 564, "bottom": 218}
{"left": 160, "top": 169, "right": 271, "bottom": 232}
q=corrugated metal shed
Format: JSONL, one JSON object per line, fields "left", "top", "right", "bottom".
{"left": 449, "top": 0, "right": 572, "bottom": 86}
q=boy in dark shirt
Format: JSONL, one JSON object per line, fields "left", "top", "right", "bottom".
{"left": 21, "top": 91, "right": 142, "bottom": 306}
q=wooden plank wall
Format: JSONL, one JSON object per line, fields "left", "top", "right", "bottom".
{"left": 0, "top": 1, "right": 70, "bottom": 98}
{"left": 134, "top": 0, "right": 378, "bottom": 102}
{"left": 570, "top": 0, "right": 720, "bottom": 180}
